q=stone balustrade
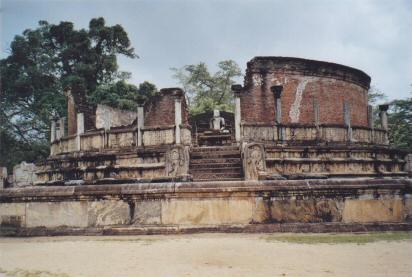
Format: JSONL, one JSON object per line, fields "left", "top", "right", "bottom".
{"left": 242, "top": 123, "right": 388, "bottom": 145}
{"left": 50, "top": 125, "right": 192, "bottom": 156}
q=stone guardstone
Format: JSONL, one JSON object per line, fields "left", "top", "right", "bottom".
{"left": 243, "top": 143, "right": 266, "bottom": 180}
{"left": 165, "top": 145, "right": 190, "bottom": 179}
{"left": 13, "top": 161, "right": 38, "bottom": 187}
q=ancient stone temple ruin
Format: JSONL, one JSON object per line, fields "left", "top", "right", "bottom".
{"left": 1, "top": 57, "right": 411, "bottom": 236}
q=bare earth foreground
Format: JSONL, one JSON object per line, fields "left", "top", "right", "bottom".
{"left": 1, "top": 233, "right": 412, "bottom": 277}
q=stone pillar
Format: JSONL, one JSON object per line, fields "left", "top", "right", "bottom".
{"left": 0, "top": 167, "right": 7, "bottom": 189}
{"left": 367, "top": 105, "right": 374, "bottom": 128}
{"left": 137, "top": 104, "right": 144, "bottom": 147}
{"left": 59, "top": 117, "right": 66, "bottom": 138}
{"left": 368, "top": 105, "right": 374, "bottom": 142}
{"left": 343, "top": 102, "right": 352, "bottom": 142}
{"left": 271, "top": 85, "right": 283, "bottom": 141}
{"left": 379, "top": 104, "right": 389, "bottom": 144}
{"left": 232, "top": 85, "right": 242, "bottom": 142}
{"left": 175, "top": 96, "right": 182, "bottom": 144}
{"left": 405, "top": 154, "right": 412, "bottom": 177}
{"left": 76, "top": 113, "right": 84, "bottom": 151}
{"left": 50, "top": 119, "right": 56, "bottom": 142}
{"left": 65, "top": 89, "right": 77, "bottom": 136}
{"left": 379, "top": 104, "right": 389, "bottom": 130}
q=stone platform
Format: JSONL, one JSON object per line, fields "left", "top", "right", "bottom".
{"left": 1, "top": 178, "right": 411, "bottom": 236}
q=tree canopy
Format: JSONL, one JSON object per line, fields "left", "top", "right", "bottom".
{"left": 388, "top": 94, "right": 412, "bottom": 150}
{"left": 368, "top": 86, "right": 412, "bottom": 151}
{"left": 0, "top": 18, "right": 153, "bottom": 170}
{"left": 172, "top": 60, "right": 242, "bottom": 114}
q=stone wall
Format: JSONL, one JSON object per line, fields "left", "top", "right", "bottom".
{"left": 95, "top": 104, "right": 137, "bottom": 129}
{"left": 1, "top": 179, "right": 411, "bottom": 235}
{"left": 240, "top": 57, "right": 370, "bottom": 127}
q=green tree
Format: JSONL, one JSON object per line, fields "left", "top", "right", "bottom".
{"left": 171, "top": 60, "right": 242, "bottom": 114}
{"left": 0, "top": 18, "right": 138, "bottom": 170}
{"left": 88, "top": 80, "right": 157, "bottom": 110}
{"left": 388, "top": 93, "right": 412, "bottom": 150}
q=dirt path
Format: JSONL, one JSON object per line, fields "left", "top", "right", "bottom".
{"left": 1, "top": 233, "right": 411, "bottom": 277}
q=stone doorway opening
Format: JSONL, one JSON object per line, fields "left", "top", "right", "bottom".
{"left": 189, "top": 110, "right": 235, "bottom": 146}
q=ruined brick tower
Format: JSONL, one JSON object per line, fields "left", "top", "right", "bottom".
{"left": 240, "top": 57, "right": 371, "bottom": 127}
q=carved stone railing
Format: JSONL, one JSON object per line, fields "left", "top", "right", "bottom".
{"left": 241, "top": 142, "right": 408, "bottom": 181}
{"left": 241, "top": 123, "right": 388, "bottom": 145}
{"left": 50, "top": 125, "right": 191, "bottom": 156}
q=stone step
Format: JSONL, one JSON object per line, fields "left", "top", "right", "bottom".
{"left": 190, "top": 162, "right": 242, "bottom": 169}
{"left": 190, "top": 166, "right": 242, "bottom": 173}
{"left": 191, "top": 151, "right": 241, "bottom": 159}
{"left": 190, "top": 157, "right": 242, "bottom": 165}
{"left": 191, "top": 172, "right": 243, "bottom": 179}
{"left": 191, "top": 146, "right": 239, "bottom": 152}
{"left": 192, "top": 178, "right": 243, "bottom": 182}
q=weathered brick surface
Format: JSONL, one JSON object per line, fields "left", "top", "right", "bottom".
{"left": 240, "top": 57, "right": 371, "bottom": 127}
{"left": 144, "top": 88, "right": 189, "bottom": 127}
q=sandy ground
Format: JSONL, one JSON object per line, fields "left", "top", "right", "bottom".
{"left": 0, "top": 233, "right": 412, "bottom": 277}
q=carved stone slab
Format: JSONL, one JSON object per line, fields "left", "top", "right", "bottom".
{"left": 165, "top": 145, "right": 190, "bottom": 178}
{"left": 243, "top": 143, "right": 266, "bottom": 180}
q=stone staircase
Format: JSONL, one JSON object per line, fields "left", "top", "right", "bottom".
{"left": 190, "top": 146, "right": 243, "bottom": 181}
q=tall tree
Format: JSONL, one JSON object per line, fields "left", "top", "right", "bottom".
{"left": 88, "top": 80, "right": 157, "bottom": 110}
{"left": 388, "top": 92, "right": 412, "bottom": 150}
{"left": 0, "top": 18, "right": 140, "bottom": 170}
{"left": 171, "top": 60, "right": 242, "bottom": 114}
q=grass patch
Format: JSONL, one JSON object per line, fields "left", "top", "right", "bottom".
{"left": 264, "top": 232, "right": 412, "bottom": 244}
{"left": 0, "top": 267, "right": 69, "bottom": 277}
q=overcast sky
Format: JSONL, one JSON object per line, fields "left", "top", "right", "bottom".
{"left": 1, "top": 0, "right": 411, "bottom": 100}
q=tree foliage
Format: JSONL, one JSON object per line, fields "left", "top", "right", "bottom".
{"left": 0, "top": 18, "right": 149, "bottom": 170}
{"left": 88, "top": 80, "right": 156, "bottom": 110}
{"left": 172, "top": 60, "right": 242, "bottom": 114}
{"left": 368, "top": 86, "right": 412, "bottom": 151}
{"left": 388, "top": 94, "right": 412, "bottom": 150}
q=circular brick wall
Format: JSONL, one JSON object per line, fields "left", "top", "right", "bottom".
{"left": 241, "top": 57, "right": 371, "bottom": 127}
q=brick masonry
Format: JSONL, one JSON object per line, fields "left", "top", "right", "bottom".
{"left": 144, "top": 88, "right": 189, "bottom": 127}
{"left": 240, "top": 57, "right": 371, "bottom": 127}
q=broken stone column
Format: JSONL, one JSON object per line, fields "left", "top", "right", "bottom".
{"left": 379, "top": 104, "right": 389, "bottom": 144}
{"left": 271, "top": 85, "right": 283, "bottom": 141}
{"left": 50, "top": 119, "right": 56, "bottom": 142}
{"left": 343, "top": 102, "right": 352, "bottom": 142}
{"left": 0, "top": 167, "right": 7, "bottom": 189}
{"left": 231, "top": 84, "right": 242, "bottom": 142}
{"left": 174, "top": 92, "right": 183, "bottom": 144}
{"left": 379, "top": 104, "right": 389, "bottom": 130}
{"left": 368, "top": 105, "right": 374, "bottom": 142}
{"left": 59, "top": 117, "right": 66, "bottom": 138}
{"left": 76, "top": 113, "right": 85, "bottom": 151}
{"left": 65, "top": 89, "right": 77, "bottom": 136}
{"left": 137, "top": 104, "right": 144, "bottom": 147}
{"left": 12, "top": 162, "right": 37, "bottom": 187}
{"left": 405, "top": 154, "right": 412, "bottom": 177}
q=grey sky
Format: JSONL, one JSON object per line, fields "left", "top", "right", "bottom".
{"left": 1, "top": 0, "right": 411, "bottom": 100}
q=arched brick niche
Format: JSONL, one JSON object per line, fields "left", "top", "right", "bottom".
{"left": 240, "top": 57, "right": 371, "bottom": 127}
